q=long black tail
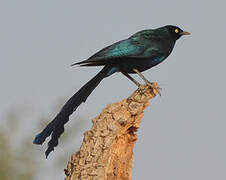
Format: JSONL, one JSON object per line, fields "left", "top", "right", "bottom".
{"left": 33, "top": 65, "right": 112, "bottom": 158}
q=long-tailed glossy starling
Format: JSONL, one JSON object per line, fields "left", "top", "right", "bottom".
{"left": 33, "top": 25, "right": 190, "bottom": 157}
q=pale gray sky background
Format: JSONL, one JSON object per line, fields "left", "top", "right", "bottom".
{"left": 1, "top": 0, "right": 226, "bottom": 179}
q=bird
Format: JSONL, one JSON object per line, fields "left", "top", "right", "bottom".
{"left": 33, "top": 25, "right": 190, "bottom": 158}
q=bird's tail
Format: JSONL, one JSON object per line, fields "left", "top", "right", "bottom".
{"left": 33, "top": 65, "right": 112, "bottom": 158}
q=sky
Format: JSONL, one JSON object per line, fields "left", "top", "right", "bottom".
{"left": 1, "top": 0, "right": 226, "bottom": 179}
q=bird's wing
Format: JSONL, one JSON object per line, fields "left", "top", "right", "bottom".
{"left": 72, "top": 38, "right": 158, "bottom": 66}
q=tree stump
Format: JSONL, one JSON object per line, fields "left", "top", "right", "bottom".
{"left": 65, "top": 83, "right": 160, "bottom": 180}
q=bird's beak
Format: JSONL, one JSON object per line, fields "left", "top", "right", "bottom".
{"left": 180, "top": 31, "right": 191, "bottom": 36}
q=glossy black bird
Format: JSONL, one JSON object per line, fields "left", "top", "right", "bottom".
{"left": 33, "top": 25, "right": 190, "bottom": 157}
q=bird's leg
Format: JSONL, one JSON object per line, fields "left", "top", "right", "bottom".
{"left": 121, "top": 72, "right": 141, "bottom": 87}
{"left": 121, "top": 72, "right": 149, "bottom": 94}
{"left": 133, "top": 68, "right": 161, "bottom": 96}
{"left": 132, "top": 68, "right": 151, "bottom": 84}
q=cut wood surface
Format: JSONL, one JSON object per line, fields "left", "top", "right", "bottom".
{"left": 65, "top": 83, "right": 160, "bottom": 180}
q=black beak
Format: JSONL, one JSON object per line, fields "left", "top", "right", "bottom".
{"left": 180, "top": 31, "right": 191, "bottom": 36}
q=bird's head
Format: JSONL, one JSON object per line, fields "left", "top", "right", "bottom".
{"left": 165, "top": 25, "right": 190, "bottom": 41}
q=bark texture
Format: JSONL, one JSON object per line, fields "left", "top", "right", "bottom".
{"left": 65, "top": 83, "right": 160, "bottom": 180}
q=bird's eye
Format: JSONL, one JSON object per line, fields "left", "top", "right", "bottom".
{"left": 175, "top": 29, "right": 179, "bottom": 33}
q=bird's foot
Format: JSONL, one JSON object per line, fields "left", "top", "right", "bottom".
{"left": 137, "top": 86, "right": 147, "bottom": 94}
{"left": 145, "top": 82, "right": 162, "bottom": 96}
{"left": 137, "top": 82, "right": 161, "bottom": 96}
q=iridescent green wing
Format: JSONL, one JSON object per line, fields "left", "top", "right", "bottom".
{"left": 73, "top": 30, "right": 161, "bottom": 66}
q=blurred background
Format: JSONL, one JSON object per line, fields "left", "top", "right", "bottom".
{"left": 1, "top": 0, "right": 226, "bottom": 179}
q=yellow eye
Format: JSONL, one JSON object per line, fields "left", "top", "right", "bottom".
{"left": 175, "top": 29, "right": 179, "bottom": 33}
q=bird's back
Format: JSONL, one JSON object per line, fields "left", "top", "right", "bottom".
{"left": 74, "top": 27, "right": 176, "bottom": 71}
